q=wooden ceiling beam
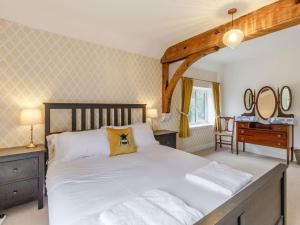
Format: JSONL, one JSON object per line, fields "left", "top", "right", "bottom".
{"left": 161, "top": 0, "right": 300, "bottom": 64}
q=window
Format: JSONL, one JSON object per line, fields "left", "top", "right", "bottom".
{"left": 189, "top": 86, "right": 214, "bottom": 127}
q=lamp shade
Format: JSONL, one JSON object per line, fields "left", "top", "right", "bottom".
{"left": 20, "top": 108, "right": 42, "bottom": 125}
{"left": 222, "top": 29, "right": 244, "bottom": 49}
{"left": 147, "top": 108, "right": 158, "bottom": 119}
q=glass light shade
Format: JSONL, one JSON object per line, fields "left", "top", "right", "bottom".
{"left": 147, "top": 108, "right": 158, "bottom": 119}
{"left": 223, "top": 29, "right": 244, "bottom": 49}
{"left": 20, "top": 108, "right": 42, "bottom": 125}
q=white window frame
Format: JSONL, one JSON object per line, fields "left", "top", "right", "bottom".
{"left": 189, "top": 86, "right": 214, "bottom": 128}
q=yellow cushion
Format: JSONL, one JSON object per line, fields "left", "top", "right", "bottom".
{"left": 106, "top": 127, "right": 137, "bottom": 156}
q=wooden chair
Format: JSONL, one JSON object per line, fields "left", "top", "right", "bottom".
{"left": 215, "top": 117, "right": 235, "bottom": 153}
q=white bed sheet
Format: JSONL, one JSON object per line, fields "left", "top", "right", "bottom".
{"left": 46, "top": 145, "right": 270, "bottom": 225}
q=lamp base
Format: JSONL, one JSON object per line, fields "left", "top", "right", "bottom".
{"left": 26, "top": 143, "right": 37, "bottom": 148}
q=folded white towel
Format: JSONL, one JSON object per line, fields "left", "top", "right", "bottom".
{"left": 99, "top": 189, "right": 203, "bottom": 225}
{"left": 185, "top": 161, "right": 253, "bottom": 196}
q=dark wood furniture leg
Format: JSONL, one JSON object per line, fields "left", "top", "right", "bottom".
{"left": 215, "top": 135, "right": 217, "bottom": 151}
{"left": 243, "top": 142, "right": 245, "bottom": 152}
{"left": 236, "top": 141, "right": 239, "bottom": 155}
{"left": 38, "top": 152, "right": 45, "bottom": 209}
{"left": 286, "top": 148, "right": 290, "bottom": 166}
{"left": 220, "top": 136, "right": 222, "bottom": 148}
{"left": 291, "top": 125, "right": 294, "bottom": 161}
{"left": 231, "top": 136, "right": 234, "bottom": 153}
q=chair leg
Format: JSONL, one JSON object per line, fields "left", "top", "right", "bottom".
{"left": 220, "top": 136, "right": 222, "bottom": 148}
{"left": 231, "top": 136, "right": 234, "bottom": 154}
{"left": 215, "top": 135, "right": 217, "bottom": 151}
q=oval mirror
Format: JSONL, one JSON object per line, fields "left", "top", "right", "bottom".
{"left": 244, "top": 89, "right": 254, "bottom": 111}
{"left": 256, "top": 86, "right": 277, "bottom": 120}
{"left": 280, "top": 86, "right": 292, "bottom": 111}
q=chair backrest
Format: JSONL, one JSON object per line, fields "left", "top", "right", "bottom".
{"left": 219, "top": 117, "right": 235, "bottom": 133}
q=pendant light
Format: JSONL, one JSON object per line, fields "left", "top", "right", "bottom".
{"left": 223, "top": 8, "right": 244, "bottom": 49}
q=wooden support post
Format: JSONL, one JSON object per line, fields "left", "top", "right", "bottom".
{"left": 162, "top": 63, "right": 170, "bottom": 113}
{"left": 162, "top": 47, "right": 219, "bottom": 113}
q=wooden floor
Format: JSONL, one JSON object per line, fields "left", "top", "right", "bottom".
{"left": 2, "top": 148, "right": 300, "bottom": 225}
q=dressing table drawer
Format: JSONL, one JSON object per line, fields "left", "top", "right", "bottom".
{"left": 271, "top": 125, "right": 289, "bottom": 132}
{"left": 238, "top": 129, "right": 286, "bottom": 140}
{"left": 237, "top": 122, "right": 250, "bottom": 129}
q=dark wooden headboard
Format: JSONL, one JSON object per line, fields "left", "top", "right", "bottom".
{"left": 43, "top": 102, "right": 146, "bottom": 187}
{"left": 44, "top": 102, "right": 146, "bottom": 144}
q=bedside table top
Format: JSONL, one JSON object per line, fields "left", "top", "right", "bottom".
{"left": 0, "top": 144, "right": 45, "bottom": 157}
{"left": 154, "top": 130, "right": 177, "bottom": 135}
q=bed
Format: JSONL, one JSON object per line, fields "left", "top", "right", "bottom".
{"left": 44, "top": 103, "right": 287, "bottom": 225}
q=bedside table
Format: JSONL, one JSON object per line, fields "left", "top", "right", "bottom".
{"left": 154, "top": 130, "right": 177, "bottom": 148}
{"left": 0, "top": 145, "right": 45, "bottom": 210}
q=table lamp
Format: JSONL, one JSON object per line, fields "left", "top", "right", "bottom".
{"left": 20, "top": 108, "right": 42, "bottom": 148}
{"left": 147, "top": 108, "right": 158, "bottom": 130}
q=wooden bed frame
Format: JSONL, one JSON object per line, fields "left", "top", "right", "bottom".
{"left": 44, "top": 102, "right": 287, "bottom": 225}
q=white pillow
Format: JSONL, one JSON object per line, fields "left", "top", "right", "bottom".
{"left": 131, "top": 123, "right": 159, "bottom": 148}
{"left": 46, "top": 134, "right": 58, "bottom": 164}
{"left": 106, "top": 123, "right": 158, "bottom": 148}
{"left": 51, "top": 128, "right": 110, "bottom": 162}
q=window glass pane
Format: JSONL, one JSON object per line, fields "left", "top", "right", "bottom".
{"left": 196, "top": 89, "right": 206, "bottom": 122}
{"left": 189, "top": 89, "right": 196, "bottom": 123}
{"left": 189, "top": 86, "right": 214, "bottom": 126}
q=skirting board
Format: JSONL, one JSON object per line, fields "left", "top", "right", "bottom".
{"left": 183, "top": 142, "right": 214, "bottom": 153}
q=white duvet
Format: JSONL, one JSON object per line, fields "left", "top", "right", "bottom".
{"left": 99, "top": 189, "right": 203, "bottom": 225}
{"left": 46, "top": 145, "right": 265, "bottom": 225}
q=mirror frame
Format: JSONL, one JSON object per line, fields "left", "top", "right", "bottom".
{"left": 243, "top": 89, "right": 254, "bottom": 111}
{"left": 280, "top": 86, "right": 292, "bottom": 111}
{"left": 256, "top": 86, "right": 277, "bottom": 120}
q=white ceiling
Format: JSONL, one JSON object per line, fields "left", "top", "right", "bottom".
{"left": 195, "top": 24, "right": 300, "bottom": 69}
{"left": 0, "top": 0, "right": 276, "bottom": 59}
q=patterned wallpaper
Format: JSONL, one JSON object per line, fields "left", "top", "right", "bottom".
{"left": 0, "top": 18, "right": 215, "bottom": 151}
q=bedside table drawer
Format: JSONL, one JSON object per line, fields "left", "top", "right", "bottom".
{"left": 0, "top": 179, "right": 38, "bottom": 209}
{"left": 0, "top": 157, "right": 38, "bottom": 185}
{"left": 155, "top": 133, "right": 176, "bottom": 148}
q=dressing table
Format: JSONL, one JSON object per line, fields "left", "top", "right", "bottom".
{"left": 236, "top": 86, "right": 294, "bottom": 165}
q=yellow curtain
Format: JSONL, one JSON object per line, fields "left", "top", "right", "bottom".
{"left": 212, "top": 82, "right": 221, "bottom": 132}
{"left": 179, "top": 78, "right": 193, "bottom": 138}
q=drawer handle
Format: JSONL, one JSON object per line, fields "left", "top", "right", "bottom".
{"left": 13, "top": 190, "right": 18, "bottom": 195}
{"left": 277, "top": 134, "right": 282, "bottom": 138}
{"left": 277, "top": 142, "right": 282, "bottom": 146}
{"left": 241, "top": 137, "right": 245, "bottom": 141}
{"left": 12, "top": 168, "right": 18, "bottom": 173}
{"left": 241, "top": 130, "right": 245, "bottom": 134}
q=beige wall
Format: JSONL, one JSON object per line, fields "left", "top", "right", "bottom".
{"left": 0, "top": 18, "right": 217, "bottom": 152}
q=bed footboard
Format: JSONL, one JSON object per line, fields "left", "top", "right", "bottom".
{"left": 194, "top": 164, "right": 287, "bottom": 225}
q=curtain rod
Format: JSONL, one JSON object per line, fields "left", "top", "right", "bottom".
{"left": 181, "top": 77, "right": 220, "bottom": 84}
